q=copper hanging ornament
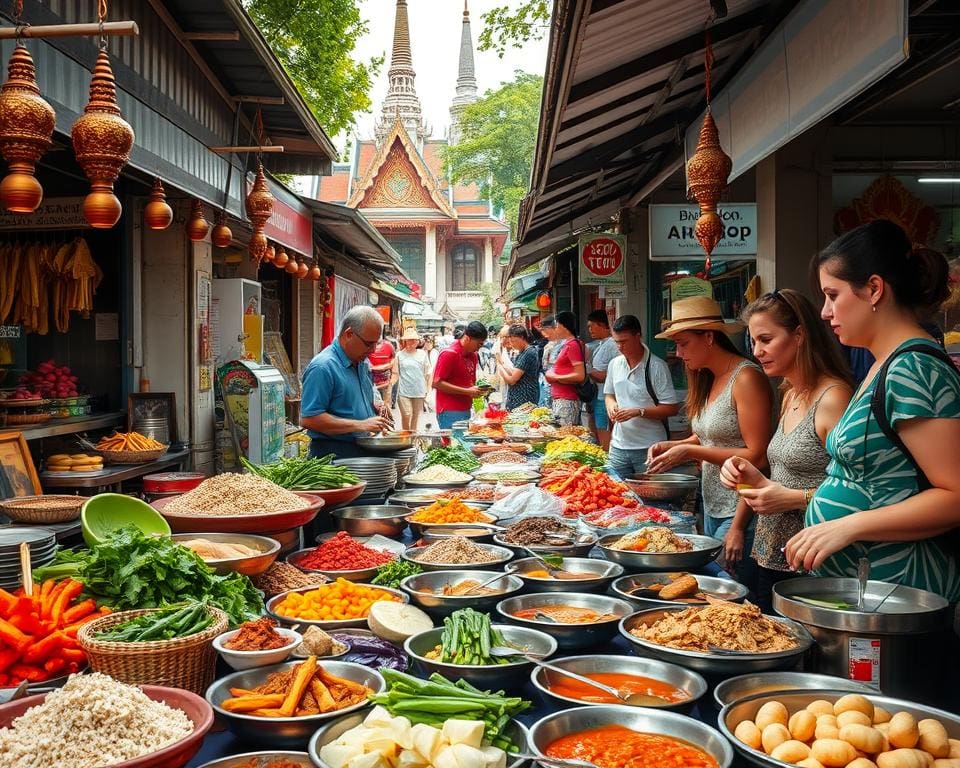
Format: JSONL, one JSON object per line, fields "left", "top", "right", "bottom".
{"left": 144, "top": 177, "right": 173, "bottom": 230}
{"left": 0, "top": 44, "right": 56, "bottom": 213}
{"left": 284, "top": 256, "right": 300, "bottom": 275}
{"left": 71, "top": 48, "right": 135, "bottom": 228}
{"left": 309, "top": 263, "right": 322, "bottom": 281}
{"left": 273, "top": 245, "right": 289, "bottom": 268}
{"left": 186, "top": 199, "right": 209, "bottom": 241}
{"left": 264, "top": 242, "right": 276, "bottom": 263}
{"left": 686, "top": 110, "right": 731, "bottom": 260}
{"left": 296, "top": 260, "right": 309, "bottom": 279}
{"left": 245, "top": 162, "right": 274, "bottom": 262}
{"left": 211, "top": 209, "right": 232, "bottom": 248}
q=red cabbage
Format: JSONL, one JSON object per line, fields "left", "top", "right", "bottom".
{"left": 331, "top": 632, "right": 408, "bottom": 671}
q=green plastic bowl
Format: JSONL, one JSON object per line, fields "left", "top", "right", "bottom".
{"left": 81, "top": 493, "right": 171, "bottom": 547}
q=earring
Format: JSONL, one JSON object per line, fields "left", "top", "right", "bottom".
{"left": 872, "top": 305, "right": 877, "bottom": 313}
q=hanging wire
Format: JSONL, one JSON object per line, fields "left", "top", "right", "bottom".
{"left": 13, "top": 0, "right": 26, "bottom": 43}
{"left": 704, "top": 29, "right": 714, "bottom": 106}
{"left": 98, "top": 0, "right": 108, "bottom": 49}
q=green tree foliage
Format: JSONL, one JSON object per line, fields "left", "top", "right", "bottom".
{"left": 478, "top": 1, "right": 550, "bottom": 58}
{"left": 245, "top": 0, "right": 383, "bottom": 136}
{"left": 442, "top": 72, "right": 543, "bottom": 237}
{"left": 472, "top": 284, "right": 506, "bottom": 326}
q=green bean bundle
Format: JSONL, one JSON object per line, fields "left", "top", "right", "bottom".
{"left": 241, "top": 455, "right": 360, "bottom": 490}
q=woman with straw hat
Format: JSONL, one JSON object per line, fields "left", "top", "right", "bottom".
{"left": 647, "top": 296, "right": 774, "bottom": 578}
{"left": 393, "top": 327, "right": 430, "bottom": 431}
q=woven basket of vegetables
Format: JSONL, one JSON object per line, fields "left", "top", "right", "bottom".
{"left": 77, "top": 602, "right": 228, "bottom": 694}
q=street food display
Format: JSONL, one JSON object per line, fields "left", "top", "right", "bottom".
{"left": 408, "top": 500, "right": 493, "bottom": 525}
{"left": 544, "top": 672, "right": 690, "bottom": 706}
{"left": 608, "top": 527, "right": 695, "bottom": 553}
{"left": 163, "top": 473, "right": 308, "bottom": 515}
{"left": 545, "top": 725, "right": 720, "bottom": 768}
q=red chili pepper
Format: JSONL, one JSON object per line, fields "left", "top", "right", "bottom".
{"left": 298, "top": 532, "right": 394, "bottom": 570}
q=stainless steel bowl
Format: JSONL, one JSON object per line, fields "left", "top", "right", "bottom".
{"left": 530, "top": 654, "right": 708, "bottom": 712}
{"left": 505, "top": 557, "right": 624, "bottom": 594}
{"left": 493, "top": 531, "right": 598, "bottom": 558}
{"left": 406, "top": 508, "right": 501, "bottom": 538}
{"left": 331, "top": 505, "right": 410, "bottom": 537}
{"left": 402, "top": 542, "right": 514, "bottom": 572}
{"left": 419, "top": 527, "right": 495, "bottom": 544}
{"left": 611, "top": 573, "right": 749, "bottom": 609}
{"left": 402, "top": 475, "right": 473, "bottom": 488}
{"left": 713, "top": 671, "right": 876, "bottom": 711}
{"left": 194, "top": 752, "right": 313, "bottom": 768}
{"left": 719, "top": 690, "right": 960, "bottom": 768}
{"left": 404, "top": 624, "right": 557, "bottom": 692}
{"left": 619, "top": 608, "right": 814, "bottom": 677}
{"left": 400, "top": 570, "right": 525, "bottom": 617}
{"left": 495, "top": 592, "right": 634, "bottom": 650}
{"left": 170, "top": 533, "right": 281, "bottom": 576}
{"left": 388, "top": 488, "right": 452, "bottom": 507}
{"left": 266, "top": 584, "right": 409, "bottom": 629}
{"left": 528, "top": 705, "right": 733, "bottom": 768}
{"left": 355, "top": 432, "right": 415, "bottom": 452}
{"left": 597, "top": 533, "right": 722, "bottom": 572}
{"left": 285, "top": 548, "right": 385, "bottom": 583}
{"left": 309, "top": 711, "right": 531, "bottom": 768}
{"left": 205, "top": 660, "right": 384, "bottom": 748}
{"left": 624, "top": 473, "right": 700, "bottom": 501}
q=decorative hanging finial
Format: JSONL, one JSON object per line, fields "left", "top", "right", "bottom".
{"left": 211, "top": 209, "right": 232, "bottom": 247}
{"left": 245, "top": 109, "right": 274, "bottom": 265}
{"left": 685, "top": 29, "right": 730, "bottom": 272}
{"left": 144, "top": 177, "right": 173, "bottom": 230}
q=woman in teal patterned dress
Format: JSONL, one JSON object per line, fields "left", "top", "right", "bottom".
{"left": 784, "top": 220, "right": 960, "bottom": 604}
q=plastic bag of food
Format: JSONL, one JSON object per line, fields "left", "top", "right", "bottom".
{"left": 487, "top": 484, "right": 565, "bottom": 519}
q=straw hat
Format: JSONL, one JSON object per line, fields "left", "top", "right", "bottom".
{"left": 655, "top": 296, "right": 745, "bottom": 339}
{"left": 401, "top": 328, "right": 421, "bottom": 341}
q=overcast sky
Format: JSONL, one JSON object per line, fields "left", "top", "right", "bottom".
{"left": 340, "top": 0, "right": 549, "bottom": 150}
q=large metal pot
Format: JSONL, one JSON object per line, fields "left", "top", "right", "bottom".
{"left": 773, "top": 577, "right": 950, "bottom": 704}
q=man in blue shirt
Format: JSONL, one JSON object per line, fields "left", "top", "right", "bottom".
{"left": 300, "top": 305, "right": 392, "bottom": 459}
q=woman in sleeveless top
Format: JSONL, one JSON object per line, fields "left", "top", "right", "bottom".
{"left": 720, "top": 289, "right": 852, "bottom": 611}
{"left": 647, "top": 297, "right": 773, "bottom": 579}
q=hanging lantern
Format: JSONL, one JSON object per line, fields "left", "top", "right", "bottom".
{"left": 264, "top": 242, "right": 276, "bottom": 263}
{"left": 535, "top": 292, "right": 552, "bottom": 310}
{"left": 686, "top": 111, "right": 731, "bottom": 259}
{"left": 273, "top": 245, "right": 289, "bottom": 268}
{"left": 309, "top": 264, "right": 322, "bottom": 281}
{"left": 296, "top": 260, "right": 309, "bottom": 279}
{"left": 211, "top": 209, "right": 232, "bottom": 247}
{"left": 71, "top": 49, "right": 135, "bottom": 228}
{"left": 285, "top": 257, "right": 300, "bottom": 275}
{"left": 0, "top": 44, "right": 56, "bottom": 213}
{"left": 245, "top": 162, "right": 274, "bottom": 261}
{"left": 143, "top": 178, "right": 173, "bottom": 230}
{"left": 186, "top": 199, "right": 209, "bottom": 241}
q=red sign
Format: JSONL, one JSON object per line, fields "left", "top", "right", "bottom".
{"left": 246, "top": 178, "right": 314, "bottom": 256}
{"left": 580, "top": 235, "right": 624, "bottom": 277}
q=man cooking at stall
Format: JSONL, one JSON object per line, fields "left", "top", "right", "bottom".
{"left": 300, "top": 305, "right": 392, "bottom": 459}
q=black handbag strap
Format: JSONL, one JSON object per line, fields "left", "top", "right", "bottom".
{"left": 643, "top": 351, "right": 671, "bottom": 439}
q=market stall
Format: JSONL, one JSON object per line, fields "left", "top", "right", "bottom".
{"left": 0, "top": 399, "right": 956, "bottom": 768}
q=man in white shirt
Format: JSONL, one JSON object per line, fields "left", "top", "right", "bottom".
{"left": 604, "top": 314, "right": 680, "bottom": 478}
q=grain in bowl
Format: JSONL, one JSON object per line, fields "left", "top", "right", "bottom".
{"left": 163, "top": 472, "right": 306, "bottom": 515}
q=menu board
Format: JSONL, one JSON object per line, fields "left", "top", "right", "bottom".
{"left": 263, "top": 331, "right": 301, "bottom": 400}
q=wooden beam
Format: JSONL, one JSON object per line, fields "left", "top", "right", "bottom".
{"left": 233, "top": 95, "right": 285, "bottom": 105}
{"left": 0, "top": 20, "right": 138, "bottom": 40}
{"left": 181, "top": 31, "right": 240, "bottom": 41}
{"left": 209, "top": 145, "right": 285, "bottom": 153}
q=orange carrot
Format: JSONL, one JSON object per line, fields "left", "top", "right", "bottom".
{"left": 61, "top": 599, "right": 96, "bottom": 625}
{"left": 23, "top": 630, "right": 68, "bottom": 664}
{"left": 0, "top": 617, "right": 30, "bottom": 652}
{"left": 50, "top": 580, "right": 83, "bottom": 624}
{"left": 41, "top": 581, "right": 66, "bottom": 620}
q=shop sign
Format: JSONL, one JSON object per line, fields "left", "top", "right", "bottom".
{"left": 0, "top": 325, "right": 21, "bottom": 339}
{"left": 578, "top": 233, "right": 626, "bottom": 286}
{"left": 649, "top": 204, "right": 757, "bottom": 260}
{"left": 0, "top": 197, "right": 88, "bottom": 230}
{"left": 600, "top": 284, "right": 627, "bottom": 300}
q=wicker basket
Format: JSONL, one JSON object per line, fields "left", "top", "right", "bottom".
{"left": 4, "top": 412, "right": 53, "bottom": 426}
{"left": 0, "top": 494, "right": 83, "bottom": 524}
{"left": 77, "top": 605, "right": 229, "bottom": 694}
{"left": 96, "top": 447, "right": 167, "bottom": 465}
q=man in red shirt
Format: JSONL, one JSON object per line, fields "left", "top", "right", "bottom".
{"left": 367, "top": 331, "right": 396, "bottom": 407}
{"left": 432, "top": 321, "right": 488, "bottom": 429}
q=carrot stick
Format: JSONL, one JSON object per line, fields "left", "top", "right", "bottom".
{"left": 220, "top": 694, "right": 285, "bottom": 712}
{"left": 0, "top": 648, "right": 19, "bottom": 673}
{"left": 317, "top": 667, "right": 370, "bottom": 695}
{"left": 50, "top": 581, "right": 83, "bottom": 624}
{"left": 0, "top": 617, "right": 30, "bottom": 652}
{"left": 0, "top": 588, "right": 16, "bottom": 615}
{"left": 58, "top": 648, "right": 86, "bottom": 664}
{"left": 310, "top": 677, "right": 337, "bottom": 713}
{"left": 41, "top": 581, "right": 66, "bottom": 620}
{"left": 61, "top": 599, "right": 96, "bottom": 625}
{"left": 278, "top": 656, "right": 316, "bottom": 717}
{"left": 23, "top": 631, "right": 68, "bottom": 664}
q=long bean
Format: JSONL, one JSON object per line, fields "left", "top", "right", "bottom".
{"left": 240, "top": 456, "right": 360, "bottom": 490}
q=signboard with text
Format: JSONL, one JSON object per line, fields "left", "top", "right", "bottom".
{"left": 0, "top": 197, "right": 88, "bottom": 230}
{"left": 649, "top": 204, "right": 757, "bottom": 260}
{"left": 578, "top": 233, "right": 626, "bottom": 286}
{"left": 245, "top": 179, "right": 314, "bottom": 256}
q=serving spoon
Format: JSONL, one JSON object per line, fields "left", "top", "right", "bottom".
{"left": 460, "top": 572, "right": 516, "bottom": 596}
{"left": 488, "top": 647, "right": 669, "bottom": 707}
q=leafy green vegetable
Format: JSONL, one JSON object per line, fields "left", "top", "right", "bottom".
{"left": 95, "top": 600, "right": 214, "bottom": 642}
{"left": 370, "top": 559, "right": 422, "bottom": 589}
{"left": 33, "top": 526, "right": 263, "bottom": 626}
{"left": 420, "top": 446, "right": 481, "bottom": 473}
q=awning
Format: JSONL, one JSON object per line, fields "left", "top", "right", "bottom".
{"left": 510, "top": 0, "right": 795, "bottom": 278}
{"left": 301, "top": 198, "right": 407, "bottom": 277}
{"left": 373, "top": 280, "right": 423, "bottom": 306}
{"left": 404, "top": 303, "right": 445, "bottom": 323}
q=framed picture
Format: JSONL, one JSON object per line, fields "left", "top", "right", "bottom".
{"left": 127, "top": 393, "right": 178, "bottom": 445}
{"left": 0, "top": 432, "right": 42, "bottom": 499}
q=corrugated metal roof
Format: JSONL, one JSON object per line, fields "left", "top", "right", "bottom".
{"left": 510, "top": 0, "right": 797, "bottom": 278}
{"left": 301, "top": 198, "right": 406, "bottom": 276}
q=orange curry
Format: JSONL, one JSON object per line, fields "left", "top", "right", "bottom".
{"left": 545, "top": 725, "right": 718, "bottom": 768}
{"left": 547, "top": 672, "right": 689, "bottom": 705}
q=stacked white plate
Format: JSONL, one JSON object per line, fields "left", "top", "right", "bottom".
{"left": 334, "top": 457, "right": 399, "bottom": 500}
{"left": 0, "top": 527, "right": 58, "bottom": 590}
{"left": 392, "top": 447, "right": 418, "bottom": 479}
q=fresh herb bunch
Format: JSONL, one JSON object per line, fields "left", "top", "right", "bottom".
{"left": 370, "top": 559, "right": 422, "bottom": 589}
{"left": 95, "top": 599, "right": 214, "bottom": 642}
{"left": 420, "top": 446, "right": 481, "bottom": 473}
{"left": 33, "top": 526, "right": 263, "bottom": 626}
{"left": 241, "top": 454, "right": 360, "bottom": 490}
{"left": 369, "top": 668, "right": 531, "bottom": 752}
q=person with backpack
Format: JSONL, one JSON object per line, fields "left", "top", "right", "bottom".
{"left": 603, "top": 315, "right": 680, "bottom": 477}
{"left": 783, "top": 219, "right": 960, "bottom": 605}
{"left": 718, "top": 289, "right": 853, "bottom": 611}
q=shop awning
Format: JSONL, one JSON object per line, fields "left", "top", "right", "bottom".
{"left": 509, "top": 0, "right": 795, "bottom": 279}
{"left": 503, "top": 259, "right": 550, "bottom": 304}
{"left": 150, "top": 0, "right": 337, "bottom": 175}
{"left": 373, "top": 280, "right": 423, "bottom": 306}
{"left": 302, "top": 198, "right": 407, "bottom": 277}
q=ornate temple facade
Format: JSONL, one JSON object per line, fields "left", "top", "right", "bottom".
{"left": 314, "top": 0, "right": 509, "bottom": 320}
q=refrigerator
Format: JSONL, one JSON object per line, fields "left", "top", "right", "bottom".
{"left": 215, "top": 360, "right": 286, "bottom": 466}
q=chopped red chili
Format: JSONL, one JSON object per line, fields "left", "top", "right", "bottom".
{"left": 298, "top": 532, "right": 395, "bottom": 571}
